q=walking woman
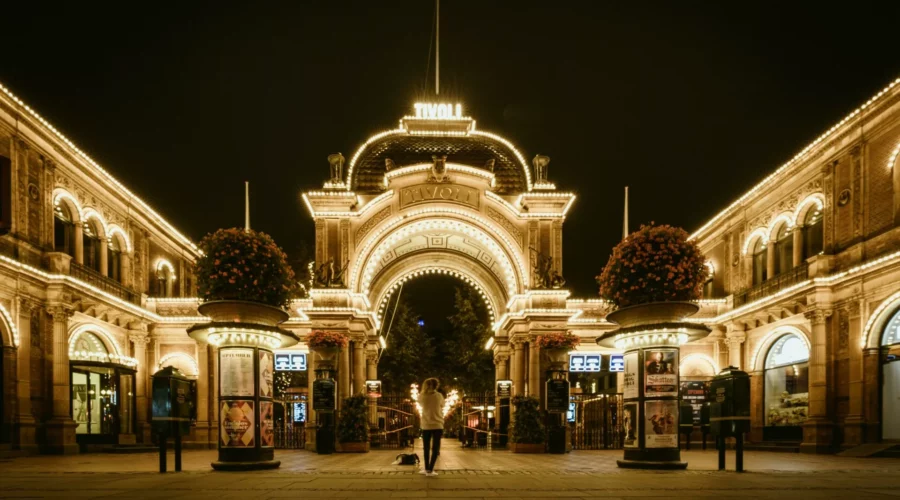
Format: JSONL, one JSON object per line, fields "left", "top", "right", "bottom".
{"left": 417, "top": 378, "right": 444, "bottom": 476}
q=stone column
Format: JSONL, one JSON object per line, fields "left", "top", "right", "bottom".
{"left": 495, "top": 353, "right": 509, "bottom": 381}
{"left": 120, "top": 253, "right": 133, "bottom": 288}
{"left": 528, "top": 341, "right": 540, "bottom": 398}
{"left": 338, "top": 346, "right": 350, "bottom": 409}
{"left": 14, "top": 298, "right": 37, "bottom": 452}
{"left": 366, "top": 348, "right": 378, "bottom": 427}
{"left": 793, "top": 228, "right": 804, "bottom": 265}
{"left": 352, "top": 341, "right": 365, "bottom": 396}
{"left": 305, "top": 352, "right": 317, "bottom": 451}
{"left": 46, "top": 305, "right": 77, "bottom": 454}
{"left": 99, "top": 242, "right": 108, "bottom": 277}
{"left": 726, "top": 333, "right": 745, "bottom": 370}
{"left": 802, "top": 309, "right": 834, "bottom": 453}
{"left": 195, "top": 341, "right": 211, "bottom": 448}
{"left": 843, "top": 300, "right": 865, "bottom": 447}
{"left": 128, "top": 330, "right": 151, "bottom": 443}
{"left": 513, "top": 341, "right": 526, "bottom": 397}
{"left": 74, "top": 224, "right": 84, "bottom": 265}
{"left": 766, "top": 242, "right": 775, "bottom": 279}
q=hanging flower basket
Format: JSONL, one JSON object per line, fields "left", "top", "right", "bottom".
{"left": 307, "top": 331, "right": 349, "bottom": 363}
{"left": 535, "top": 332, "right": 580, "bottom": 350}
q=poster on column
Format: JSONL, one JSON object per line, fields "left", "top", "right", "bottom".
{"left": 644, "top": 349, "right": 678, "bottom": 397}
{"left": 259, "top": 401, "right": 274, "bottom": 447}
{"left": 644, "top": 400, "right": 678, "bottom": 448}
{"left": 259, "top": 350, "right": 274, "bottom": 398}
{"left": 623, "top": 402, "right": 638, "bottom": 448}
{"left": 220, "top": 348, "right": 254, "bottom": 397}
{"left": 220, "top": 400, "right": 255, "bottom": 447}
{"left": 623, "top": 352, "right": 638, "bottom": 399}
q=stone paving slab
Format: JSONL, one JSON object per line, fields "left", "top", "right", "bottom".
{"left": 1, "top": 447, "right": 899, "bottom": 498}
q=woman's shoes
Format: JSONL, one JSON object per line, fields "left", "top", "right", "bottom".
{"left": 426, "top": 471, "right": 439, "bottom": 477}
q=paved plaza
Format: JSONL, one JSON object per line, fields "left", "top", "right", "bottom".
{"left": 1, "top": 445, "right": 899, "bottom": 499}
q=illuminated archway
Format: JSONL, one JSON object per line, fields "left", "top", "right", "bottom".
{"left": 0, "top": 302, "right": 19, "bottom": 347}
{"left": 750, "top": 325, "right": 811, "bottom": 372}
{"left": 680, "top": 353, "right": 718, "bottom": 377}
{"left": 159, "top": 352, "right": 200, "bottom": 377}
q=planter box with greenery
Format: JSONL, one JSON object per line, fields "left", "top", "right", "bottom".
{"left": 336, "top": 395, "right": 370, "bottom": 453}
{"left": 509, "top": 396, "right": 545, "bottom": 453}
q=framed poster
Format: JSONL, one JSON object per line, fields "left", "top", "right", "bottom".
{"left": 644, "top": 400, "right": 678, "bottom": 448}
{"left": 220, "top": 400, "right": 255, "bottom": 447}
{"left": 292, "top": 402, "right": 306, "bottom": 423}
{"left": 259, "top": 350, "right": 274, "bottom": 399}
{"left": 220, "top": 348, "right": 254, "bottom": 397}
{"left": 496, "top": 380, "right": 512, "bottom": 398}
{"left": 623, "top": 352, "right": 639, "bottom": 399}
{"left": 644, "top": 349, "right": 678, "bottom": 397}
{"left": 623, "top": 402, "right": 638, "bottom": 448}
{"left": 260, "top": 401, "right": 274, "bottom": 448}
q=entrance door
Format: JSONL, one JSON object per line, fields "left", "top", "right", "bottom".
{"left": 883, "top": 359, "right": 900, "bottom": 440}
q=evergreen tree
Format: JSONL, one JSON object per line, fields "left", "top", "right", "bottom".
{"left": 441, "top": 286, "right": 494, "bottom": 394}
{"left": 378, "top": 300, "right": 433, "bottom": 393}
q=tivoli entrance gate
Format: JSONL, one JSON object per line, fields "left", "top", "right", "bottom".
{"left": 298, "top": 103, "right": 621, "bottom": 451}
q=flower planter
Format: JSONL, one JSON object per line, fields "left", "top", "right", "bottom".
{"left": 605, "top": 301, "right": 699, "bottom": 329}
{"left": 510, "top": 442, "right": 545, "bottom": 453}
{"left": 337, "top": 441, "right": 369, "bottom": 453}
{"left": 312, "top": 346, "right": 341, "bottom": 363}
{"left": 198, "top": 300, "right": 289, "bottom": 326}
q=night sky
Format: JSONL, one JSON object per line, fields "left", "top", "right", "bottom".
{"left": 3, "top": 1, "right": 900, "bottom": 299}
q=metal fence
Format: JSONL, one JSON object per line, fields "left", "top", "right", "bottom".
{"left": 459, "top": 392, "right": 504, "bottom": 449}
{"left": 733, "top": 262, "right": 808, "bottom": 307}
{"left": 569, "top": 393, "right": 623, "bottom": 450}
{"left": 274, "top": 422, "right": 305, "bottom": 449}
{"left": 70, "top": 262, "right": 141, "bottom": 305}
{"left": 369, "top": 393, "right": 418, "bottom": 450}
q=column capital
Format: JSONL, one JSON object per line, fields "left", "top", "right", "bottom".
{"left": 494, "top": 354, "right": 510, "bottom": 365}
{"left": 128, "top": 333, "right": 151, "bottom": 346}
{"left": 365, "top": 349, "right": 378, "bottom": 362}
{"left": 804, "top": 309, "right": 832, "bottom": 325}
{"left": 16, "top": 296, "right": 41, "bottom": 313}
{"left": 46, "top": 304, "right": 74, "bottom": 320}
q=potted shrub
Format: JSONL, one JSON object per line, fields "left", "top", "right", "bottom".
{"left": 597, "top": 223, "right": 709, "bottom": 326}
{"left": 509, "top": 396, "right": 545, "bottom": 453}
{"left": 336, "top": 394, "right": 370, "bottom": 453}
{"left": 194, "top": 228, "right": 297, "bottom": 324}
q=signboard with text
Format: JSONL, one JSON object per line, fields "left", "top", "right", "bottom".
{"left": 546, "top": 379, "right": 570, "bottom": 413}
{"left": 366, "top": 380, "right": 382, "bottom": 399}
{"left": 496, "top": 380, "right": 512, "bottom": 398}
{"left": 275, "top": 353, "right": 307, "bottom": 372}
{"left": 609, "top": 354, "right": 625, "bottom": 372}
{"left": 569, "top": 354, "right": 602, "bottom": 372}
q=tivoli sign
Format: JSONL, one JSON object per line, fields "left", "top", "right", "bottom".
{"left": 413, "top": 102, "right": 464, "bottom": 120}
{"left": 399, "top": 183, "right": 480, "bottom": 210}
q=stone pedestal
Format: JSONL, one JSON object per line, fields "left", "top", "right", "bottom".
{"left": 598, "top": 302, "right": 710, "bottom": 470}
{"left": 188, "top": 301, "right": 298, "bottom": 471}
{"left": 801, "top": 418, "right": 835, "bottom": 454}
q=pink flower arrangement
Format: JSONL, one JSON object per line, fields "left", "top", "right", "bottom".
{"left": 306, "top": 330, "right": 349, "bottom": 349}
{"left": 597, "top": 223, "right": 709, "bottom": 308}
{"left": 535, "top": 332, "right": 581, "bottom": 350}
{"left": 195, "top": 228, "right": 297, "bottom": 309}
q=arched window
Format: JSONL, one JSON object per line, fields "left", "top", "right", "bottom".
{"left": 764, "top": 333, "right": 809, "bottom": 440}
{"left": 82, "top": 220, "right": 103, "bottom": 272}
{"left": 54, "top": 203, "right": 76, "bottom": 257}
{"left": 802, "top": 209, "right": 823, "bottom": 259}
{"left": 156, "top": 262, "right": 174, "bottom": 298}
{"left": 882, "top": 308, "right": 900, "bottom": 440}
{"left": 69, "top": 330, "right": 135, "bottom": 442}
{"left": 751, "top": 238, "right": 767, "bottom": 286}
{"left": 773, "top": 224, "right": 793, "bottom": 276}
{"left": 108, "top": 237, "right": 122, "bottom": 283}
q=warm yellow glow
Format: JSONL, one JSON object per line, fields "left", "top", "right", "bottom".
{"left": 0, "top": 302, "right": 19, "bottom": 347}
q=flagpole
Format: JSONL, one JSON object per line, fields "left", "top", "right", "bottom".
{"left": 245, "top": 181, "right": 250, "bottom": 232}
{"left": 435, "top": 0, "right": 440, "bottom": 95}
{"left": 623, "top": 186, "right": 629, "bottom": 239}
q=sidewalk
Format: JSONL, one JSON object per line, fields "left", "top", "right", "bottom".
{"left": 1, "top": 446, "right": 899, "bottom": 498}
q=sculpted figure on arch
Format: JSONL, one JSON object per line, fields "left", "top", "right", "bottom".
{"left": 328, "top": 153, "right": 345, "bottom": 183}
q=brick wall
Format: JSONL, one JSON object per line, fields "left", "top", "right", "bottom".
{"left": 867, "top": 123, "right": 900, "bottom": 235}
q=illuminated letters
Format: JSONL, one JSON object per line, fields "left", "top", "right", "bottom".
{"left": 399, "top": 183, "right": 480, "bottom": 210}
{"left": 413, "top": 102, "right": 463, "bottom": 119}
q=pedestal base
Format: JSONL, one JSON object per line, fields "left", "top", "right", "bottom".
{"left": 211, "top": 460, "right": 281, "bottom": 471}
{"left": 43, "top": 418, "right": 78, "bottom": 455}
{"left": 13, "top": 418, "right": 39, "bottom": 454}
{"left": 801, "top": 418, "right": 835, "bottom": 454}
{"left": 617, "top": 459, "right": 688, "bottom": 470}
{"left": 841, "top": 416, "right": 866, "bottom": 449}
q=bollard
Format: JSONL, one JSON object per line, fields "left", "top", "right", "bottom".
{"left": 735, "top": 433, "right": 744, "bottom": 473}
{"left": 174, "top": 429, "right": 182, "bottom": 472}
{"left": 159, "top": 432, "right": 167, "bottom": 473}
{"left": 717, "top": 435, "right": 725, "bottom": 471}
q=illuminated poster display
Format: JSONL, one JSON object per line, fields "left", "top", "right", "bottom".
{"left": 259, "top": 350, "right": 274, "bottom": 399}
{"left": 644, "top": 349, "right": 678, "bottom": 397}
{"left": 623, "top": 352, "right": 639, "bottom": 399}
{"left": 260, "top": 401, "right": 274, "bottom": 448}
{"left": 220, "top": 348, "right": 254, "bottom": 397}
{"left": 609, "top": 354, "right": 625, "bottom": 372}
{"left": 220, "top": 400, "right": 255, "bottom": 447}
{"left": 644, "top": 400, "right": 678, "bottom": 448}
{"left": 623, "top": 402, "right": 638, "bottom": 448}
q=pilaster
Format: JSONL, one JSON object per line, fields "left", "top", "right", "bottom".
{"left": 843, "top": 298, "right": 866, "bottom": 447}
{"left": 801, "top": 308, "right": 834, "bottom": 453}
{"left": 45, "top": 305, "right": 77, "bottom": 454}
{"left": 128, "top": 328, "right": 151, "bottom": 444}
{"left": 13, "top": 297, "right": 38, "bottom": 453}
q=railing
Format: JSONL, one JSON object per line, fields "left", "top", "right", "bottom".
{"left": 733, "top": 262, "right": 809, "bottom": 308}
{"left": 570, "top": 393, "right": 623, "bottom": 450}
{"left": 69, "top": 262, "right": 141, "bottom": 305}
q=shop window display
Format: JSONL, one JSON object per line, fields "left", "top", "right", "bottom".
{"left": 764, "top": 333, "right": 809, "bottom": 434}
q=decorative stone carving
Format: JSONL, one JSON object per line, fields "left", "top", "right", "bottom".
{"left": 804, "top": 309, "right": 832, "bottom": 325}
{"left": 532, "top": 155, "right": 550, "bottom": 183}
{"left": 327, "top": 153, "right": 344, "bottom": 183}
{"left": 486, "top": 207, "right": 523, "bottom": 247}
{"left": 428, "top": 154, "right": 449, "bottom": 183}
